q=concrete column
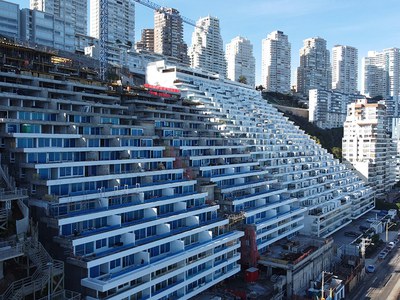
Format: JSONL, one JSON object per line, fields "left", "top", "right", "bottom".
{"left": 286, "top": 269, "right": 293, "bottom": 298}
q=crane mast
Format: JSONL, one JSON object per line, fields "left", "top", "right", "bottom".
{"left": 98, "top": 0, "right": 205, "bottom": 80}
{"left": 99, "top": 0, "right": 108, "bottom": 81}
{"left": 133, "top": 0, "right": 201, "bottom": 29}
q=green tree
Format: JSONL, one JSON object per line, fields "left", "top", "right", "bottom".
{"left": 238, "top": 75, "right": 247, "bottom": 84}
{"left": 331, "top": 147, "right": 342, "bottom": 160}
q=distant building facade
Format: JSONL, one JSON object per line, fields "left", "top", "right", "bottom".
{"left": 189, "top": 16, "right": 226, "bottom": 77}
{"left": 262, "top": 30, "right": 291, "bottom": 93}
{"left": 90, "top": 0, "right": 135, "bottom": 45}
{"left": 297, "top": 37, "right": 331, "bottom": 96}
{"left": 391, "top": 118, "right": 400, "bottom": 182}
{"left": 154, "top": 8, "right": 189, "bottom": 65}
{"left": 30, "top": 0, "right": 87, "bottom": 35}
{"left": 362, "top": 48, "right": 400, "bottom": 115}
{"left": 332, "top": 45, "right": 358, "bottom": 94}
{"left": 20, "top": 8, "right": 74, "bottom": 51}
{"left": 309, "top": 89, "right": 363, "bottom": 129}
{"left": 135, "top": 28, "right": 154, "bottom": 52}
{"left": 225, "top": 36, "right": 256, "bottom": 87}
{"left": 343, "top": 99, "right": 396, "bottom": 198}
{"left": 0, "top": 0, "right": 20, "bottom": 39}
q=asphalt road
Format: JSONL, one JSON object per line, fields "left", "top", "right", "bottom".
{"left": 348, "top": 245, "right": 400, "bottom": 300}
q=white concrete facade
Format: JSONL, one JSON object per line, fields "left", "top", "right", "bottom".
{"left": 391, "top": 118, "right": 400, "bottom": 182}
{"left": 262, "top": 30, "right": 291, "bottom": 93}
{"left": 90, "top": 0, "right": 135, "bottom": 45}
{"left": 362, "top": 48, "right": 400, "bottom": 115}
{"left": 297, "top": 37, "right": 331, "bottom": 96}
{"left": 332, "top": 45, "right": 358, "bottom": 94}
{"left": 309, "top": 89, "right": 363, "bottom": 129}
{"left": 225, "top": 36, "right": 256, "bottom": 87}
{"left": 343, "top": 99, "right": 396, "bottom": 199}
{"left": 147, "top": 60, "right": 374, "bottom": 244}
{"left": 0, "top": 0, "right": 20, "bottom": 39}
{"left": 0, "top": 58, "right": 242, "bottom": 299}
{"left": 189, "top": 16, "right": 226, "bottom": 77}
{"left": 30, "top": 0, "right": 87, "bottom": 35}
{"left": 20, "top": 8, "right": 75, "bottom": 51}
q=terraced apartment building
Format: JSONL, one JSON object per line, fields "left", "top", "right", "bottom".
{"left": 0, "top": 41, "right": 374, "bottom": 299}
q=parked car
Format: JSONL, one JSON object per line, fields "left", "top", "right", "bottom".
{"left": 388, "top": 242, "right": 395, "bottom": 250}
{"left": 366, "top": 265, "right": 375, "bottom": 273}
{"left": 378, "top": 250, "right": 388, "bottom": 259}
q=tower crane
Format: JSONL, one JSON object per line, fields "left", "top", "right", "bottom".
{"left": 99, "top": 0, "right": 205, "bottom": 80}
{"left": 133, "top": 0, "right": 202, "bottom": 29}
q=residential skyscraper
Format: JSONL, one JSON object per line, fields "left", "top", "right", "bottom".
{"left": 332, "top": 45, "right": 358, "bottom": 94}
{"left": 309, "top": 89, "right": 362, "bottom": 129}
{"left": 30, "top": 0, "right": 87, "bottom": 35}
{"left": 0, "top": 0, "right": 19, "bottom": 39}
{"left": 262, "top": 30, "right": 291, "bottom": 93}
{"left": 362, "top": 51, "right": 388, "bottom": 98}
{"left": 154, "top": 8, "right": 189, "bottom": 65}
{"left": 297, "top": 37, "right": 331, "bottom": 95}
{"left": 362, "top": 48, "right": 400, "bottom": 115}
{"left": 90, "top": 0, "right": 135, "bottom": 45}
{"left": 225, "top": 36, "right": 256, "bottom": 87}
{"left": 135, "top": 28, "right": 154, "bottom": 52}
{"left": 391, "top": 118, "right": 400, "bottom": 181}
{"left": 343, "top": 99, "right": 396, "bottom": 199}
{"left": 189, "top": 16, "right": 226, "bottom": 77}
{"left": 20, "top": 8, "right": 75, "bottom": 51}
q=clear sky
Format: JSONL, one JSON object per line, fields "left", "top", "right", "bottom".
{"left": 13, "top": 0, "right": 400, "bottom": 86}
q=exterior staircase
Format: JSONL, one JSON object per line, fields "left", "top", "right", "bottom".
{"left": 0, "top": 160, "right": 16, "bottom": 191}
{"left": 0, "top": 239, "right": 64, "bottom": 300}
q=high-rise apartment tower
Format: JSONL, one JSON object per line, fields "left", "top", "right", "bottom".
{"left": 262, "top": 30, "right": 291, "bottom": 93}
{"left": 135, "top": 28, "right": 154, "bottom": 52}
{"left": 297, "top": 37, "right": 331, "bottom": 95}
{"left": 225, "top": 36, "right": 256, "bottom": 87}
{"left": 90, "top": 0, "right": 135, "bottom": 45}
{"left": 154, "top": 7, "right": 189, "bottom": 65}
{"left": 343, "top": 99, "right": 396, "bottom": 198}
{"left": 189, "top": 16, "right": 226, "bottom": 77}
{"left": 30, "top": 0, "right": 87, "bottom": 35}
{"left": 362, "top": 48, "right": 400, "bottom": 115}
{"left": 332, "top": 45, "right": 358, "bottom": 94}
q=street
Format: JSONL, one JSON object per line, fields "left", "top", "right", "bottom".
{"left": 348, "top": 244, "right": 400, "bottom": 300}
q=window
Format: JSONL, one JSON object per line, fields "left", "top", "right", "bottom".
{"left": 38, "top": 138, "right": 50, "bottom": 147}
{"left": 110, "top": 258, "right": 121, "bottom": 269}
{"left": 31, "top": 184, "right": 36, "bottom": 194}
{"left": 96, "top": 238, "right": 107, "bottom": 249}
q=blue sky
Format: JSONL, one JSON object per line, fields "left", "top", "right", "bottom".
{"left": 14, "top": 0, "right": 400, "bottom": 86}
